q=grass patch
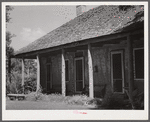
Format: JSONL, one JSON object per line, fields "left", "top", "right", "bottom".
{"left": 25, "top": 92, "right": 98, "bottom": 106}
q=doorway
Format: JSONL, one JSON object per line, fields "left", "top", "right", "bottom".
{"left": 75, "top": 57, "right": 84, "bottom": 92}
{"left": 111, "top": 50, "right": 124, "bottom": 93}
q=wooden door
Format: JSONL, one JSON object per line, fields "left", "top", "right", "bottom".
{"left": 75, "top": 57, "right": 84, "bottom": 92}
{"left": 111, "top": 51, "right": 124, "bottom": 93}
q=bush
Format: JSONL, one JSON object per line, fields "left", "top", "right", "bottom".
{"left": 101, "top": 92, "right": 124, "bottom": 109}
{"left": 86, "top": 98, "right": 103, "bottom": 107}
{"left": 25, "top": 86, "right": 43, "bottom": 101}
{"left": 7, "top": 73, "right": 22, "bottom": 94}
{"left": 67, "top": 94, "right": 91, "bottom": 105}
{"left": 24, "top": 76, "right": 37, "bottom": 93}
{"left": 6, "top": 72, "right": 37, "bottom": 94}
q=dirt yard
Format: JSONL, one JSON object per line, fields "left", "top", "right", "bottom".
{"left": 6, "top": 100, "right": 96, "bottom": 110}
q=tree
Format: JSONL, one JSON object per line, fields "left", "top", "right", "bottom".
{"left": 25, "top": 59, "right": 37, "bottom": 78}
{"left": 6, "top": 5, "right": 14, "bottom": 92}
{"left": 6, "top": 6, "right": 37, "bottom": 94}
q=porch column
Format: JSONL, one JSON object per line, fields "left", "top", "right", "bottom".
{"left": 127, "top": 34, "right": 134, "bottom": 101}
{"left": 61, "top": 49, "right": 66, "bottom": 96}
{"left": 21, "top": 58, "right": 25, "bottom": 93}
{"left": 88, "top": 44, "right": 94, "bottom": 98}
{"left": 36, "top": 54, "right": 40, "bottom": 92}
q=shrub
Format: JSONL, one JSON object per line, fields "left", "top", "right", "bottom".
{"left": 86, "top": 98, "right": 103, "bottom": 107}
{"left": 101, "top": 92, "right": 124, "bottom": 109}
{"left": 24, "top": 76, "right": 37, "bottom": 93}
{"left": 67, "top": 94, "right": 91, "bottom": 105}
{"left": 7, "top": 73, "right": 22, "bottom": 94}
{"left": 25, "top": 86, "right": 43, "bottom": 101}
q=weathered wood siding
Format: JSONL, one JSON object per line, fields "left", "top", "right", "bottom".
{"left": 40, "top": 54, "right": 61, "bottom": 93}
{"left": 39, "top": 34, "right": 144, "bottom": 97}
{"left": 40, "top": 57, "right": 46, "bottom": 92}
{"left": 51, "top": 54, "right": 61, "bottom": 92}
{"left": 91, "top": 39, "right": 127, "bottom": 97}
{"left": 65, "top": 50, "right": 89, "bottom": 95}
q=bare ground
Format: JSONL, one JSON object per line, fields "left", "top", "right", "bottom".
{"left": 6, "top": 100, "right": 96, "bottom": 110}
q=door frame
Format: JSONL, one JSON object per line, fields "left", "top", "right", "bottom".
{"left": 111, "top": 50, "right": 124, "bottom": 93}
{"left": 74, "top": 57, "right": 84, "bottom": 93}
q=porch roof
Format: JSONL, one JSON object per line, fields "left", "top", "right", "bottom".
{"left": 14, "top": 5, "right": 144, "bottom": 57}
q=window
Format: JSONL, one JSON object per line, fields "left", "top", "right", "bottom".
{"left": 65, "top": 60, "right": 69, "bottom": 82}
{"left": 134, "top": 48, "right": 144, "bottom": 79}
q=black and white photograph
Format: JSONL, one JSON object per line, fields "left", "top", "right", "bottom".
{"left": 2, "top": 1, "right": 149, "bottom": 120}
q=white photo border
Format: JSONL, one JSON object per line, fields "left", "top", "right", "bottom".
{"left": 2, "top": 1, "right": 149, "bottom": 120}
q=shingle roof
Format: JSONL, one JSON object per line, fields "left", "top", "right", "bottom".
{"left": 14, "top": 5, "right": 144, "bottom": 56}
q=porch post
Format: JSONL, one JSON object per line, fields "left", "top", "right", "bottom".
{"left": 36, "top": 54, "right": 40, "bottom": 92}
{"left": 88, "top": 43, "right": 94, "bottom": 98}
{"left": 61, "top": 49, "right": 66, "bottom": 96}
{"left": 127, "top": 34, "right": 134, "bottom": 102}
{"left": 21, "top": 58, "right": 25, "bottom": 93}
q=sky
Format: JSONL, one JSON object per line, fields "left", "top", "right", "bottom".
{"left": 7, "top": 5, "right": 98, "bottom": 51}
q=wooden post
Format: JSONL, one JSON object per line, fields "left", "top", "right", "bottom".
{"left": 127, "top": 34, "right": 134, "bottom": 107}
{"left": 88, "top": 44, "right": 94, "bottom": 98}
{"left": 22, "top": 58, "right": 25, "bottom": 93}
{"left": 36, "top": 54, "right": 40, "bottom": 92}
{"left": 61, "top": 49, "right": 66, "bottom": 96}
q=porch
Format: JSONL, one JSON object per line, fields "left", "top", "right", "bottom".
{"left": 11, "top": 29, "right": 144, "bottom": 99}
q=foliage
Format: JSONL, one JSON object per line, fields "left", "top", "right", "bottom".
{"left": 67, "top": 95, "right": 90, "bottom": 105}
{"left": 25, "top": 59, "right": 37, "bottom": 78}
{"left": 7, "top": 73, "right": 22, "bottom": 94}
{"left": 6, "top": 5, "right": 15, "bottom": 94}
{"left": 7, "top": 72, "right": 37, "bottom": 94}
{"left": 24, "top": 75, "right": 37, "bottom": 92}
{"left": 11, "top": 58, "right": 22, "bottom": 73}
{"left": 6, "top": 6, "right": 13, "bottom": 23}
{"left": 86, "top": 98, "right": 103, "bottom": 107}
{"left": 25, "top": 93, "right": 92, "bottom": 106}
{"left": 6, "top": 57, "right": 37, "bottom": 94}
{"left": 101, "top": 92, "right": 124, "bottom": 109}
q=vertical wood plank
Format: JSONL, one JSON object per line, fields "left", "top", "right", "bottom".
{"left": 88, "top": 44, "right": 94, "bottom": 98}
{"left": 36, "top": 55, "right": 40, "bottom": 92}
{"left": 62, "top": 49, "right": 66, "bottom": 96}
{"left": 22, "top": 58, "right": 25, "bottom": 93}
{"left": 127, "top": 34, "right": 134, "bottom": 102}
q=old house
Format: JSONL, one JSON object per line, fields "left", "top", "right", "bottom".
{"left": 12, "top": 5, "right": 144, "bottom": 98}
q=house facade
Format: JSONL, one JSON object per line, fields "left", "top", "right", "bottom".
{"left": 13, "top": 5, "right": 144, "bottom": 98}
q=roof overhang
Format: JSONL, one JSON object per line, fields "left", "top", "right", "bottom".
{"left": 13, "top": 27, "right": 144, "bottom": 59}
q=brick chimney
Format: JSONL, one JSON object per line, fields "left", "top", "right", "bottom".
{"left": 76, "top": 5, "right": 86, "bottom": 16}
